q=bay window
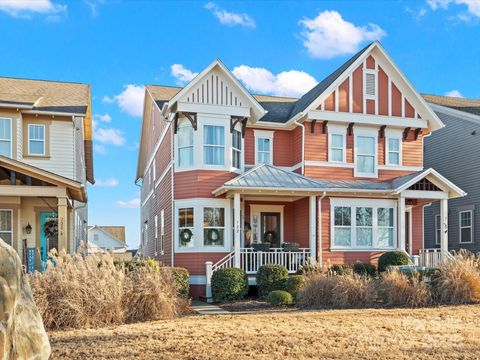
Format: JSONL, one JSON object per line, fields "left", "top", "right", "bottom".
{"left": 331, "top": 199, "right": 396, "bottom": 250}
{"left": 178, "top": 121, "right": 194, "bottom": 168}
{"left": 232, "top": 129, "right": 242, "bottom": 169}
{"left": 204, "top": 125, "right": 225, "bottom": 165}
{"left": 178, "top": 208, "right": 194, "bottom": 248}
{"left": 203, "top": 207, "right": 225, "bottom": 246}
{"left": 0, "top": 118, "right": 12, "bottom": 158}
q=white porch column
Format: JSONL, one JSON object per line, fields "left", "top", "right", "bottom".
{"left": 233, "top": 193, "right": 241, "bottom": 268}
{"left": 58, "top": 196, "right": 68, "bottom": 253}
{"left": 205, "top": 261, "right": 213, "bottom": 300}
{"left": 397, "top": 195, "right": 406, "bottom": 252}
{"left": 309, "top": 195, "right": 317, "bottom": 264}
{"left": 440, "top": 198, "right": 449, "bottom": 255}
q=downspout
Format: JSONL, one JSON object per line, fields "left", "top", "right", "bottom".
{"left": 317, "top": 192, "right": 327, "bottom": 268}
{"left": 294, "top": 119, "right": 305, "bottom": 175}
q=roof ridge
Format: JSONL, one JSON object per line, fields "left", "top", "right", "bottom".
{"left": 0, "top": 75, "right": 87, "bottom": 86}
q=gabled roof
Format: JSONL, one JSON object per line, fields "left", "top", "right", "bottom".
{"left": 423, "top": 94, "right": 480, "bottom": 117}
{"left": 88, "top": 225, "right": 127, "bottom": 246}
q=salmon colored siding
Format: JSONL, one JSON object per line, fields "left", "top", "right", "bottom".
{"left": 175, "top": 253, "right": 228, "bottom": 275}
{"left": 294, "top": 198, "right": 310, "bottom": 248}
{"left": 405, "top": 99, "right": 415, "bottom": 118}
{"left": 338, "top": 79, "right": 349, "bottom": 112}
{"left": 346, "top": 132, "right": 354, "bottom": 163}
{"left": 305, "top": 166, "right": 412, "bottom": 181}
{"left": 244, "top": 127, "right": 254, "bottom": 164}
{"left": 366, "top": 55, "right": 375, "bottom": 69}
{"left": 174, "top": 170, "right": 236, "bottom": 199}
{"left": 366, "top": 99, "right": 375, "bottom": 115}
{"left": 392, "top": 83, "right": 402, "bottom": 117}
{"left": 403, "top": 130, "right": 423, "bottom": 168}
{"left": 352, "top": 65, "right": 363, "bottom": 113}
{"left": 378, "top": 66, "right": 389, "bottom": 116}
{"left": 378, "top": 136, "right": 385, "bottom": 165}
{"left": 244, "top": 127, "right": 297, "bottom": 167}
{"left": 324, "top": 92, "right": 335, "bottom": 111}
{"left": 305, "top": 125, "right": 327, "bottom": 162}
{"left": 292, "top": 127, "right": 303, "bottom": 165}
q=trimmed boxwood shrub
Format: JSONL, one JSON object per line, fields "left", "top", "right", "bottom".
{"left": 353, "top": 263, "right": 377, "bottom": 277}
{"left": 328, "top": 264, "right": 353, "bottom": 276}
{"left": 267, "top": 290, "right": 293, "bottom": 306}
{"left": 285, "top": 275, "right": 306, "bottom": 298}
{"left": 211, "top": 268, "right": 248, "bottom": 302}
{"left": 378, "top": 251, "right": 410, "bottom": 272}
{"left": 256, "top": 264, "right": 289, "bottom": 298}
{"left": 172, "top": 267, "right": 189, "bottom": 298}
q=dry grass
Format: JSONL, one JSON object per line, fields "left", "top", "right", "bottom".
{"left": 29, "top": 249, "right": 182, "bottom": 329}
{"left": 434, "top": 251, "right": 480, "bottom": 304}
{"left": 297, "top": 273, "right": 337, "bottom": 308}
{"left": 377, "top": 269, "right": 432, "bottom": 307}
{"left": 48, "top": 305, "right": 480, "bottom": 359}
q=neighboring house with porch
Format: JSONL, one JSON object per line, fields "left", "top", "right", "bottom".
{"left": 87, "top": 225, "right": 127, "bottom": 253}
{"left": 0, "top": 76, "right": 94, "bottom": 271}
{"left": 136, "top": 41, "right": 464, "bottom": 298}
{"left": 421, "top": 95, "right": 480, "bottom": 254}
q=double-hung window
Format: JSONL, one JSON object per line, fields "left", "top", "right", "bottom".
{"left": 204, "top": 125, "right": 225, "bottom": 165}
{"left": 28, "top": 124, "right": 46, "bottom": 156}
{"left": 178, "top": 208, "right": 194, "bottom": 248}
{"left": 356, "top": 207, "right": 373, "bottom": 247}
{"left": 203, "top": 207, "right": 225, "bottom": 246}
{"left": 0, "top": 118, "right": 12, "bottom": 158}
{"left": 0, "top": 210, "right": 13, "bottom": 246}
{"left": 257, "top": 138, "right": 271, "bottom": 164}
{"left": 355, "top": 134, "right": 377, "bottom": 177}
{"left": 387, "top": 138, "right": 400, "bottom": 165}
{"left": 232, "top": 129, "right": 242, "bottom": 169}
{"left": 329, "top": 134, "right": 345, "bottom": 162}
{"left": 178, "top": 121, "right": 194, "bottom": 168}
{"left": 333, "top": 207, "right": 351, "bottom": 247}
{"left": 459, "top": 210, "right": 473, "bottom": 244}
{"left": 377, "top": 208, "right": 395, "bottom": 247}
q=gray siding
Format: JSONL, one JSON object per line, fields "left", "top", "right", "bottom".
{"left": 424, "top": 106, "right": 480, "bottom": 253}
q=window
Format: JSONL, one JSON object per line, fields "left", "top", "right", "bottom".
{"left": 387, "top": 138, "right": 400, "bottom": 165}
{"left": 178, "top": 208, "right": 194, "bottom": 248}
{"left": 160, "top": 210, "right": 165, "bottom": 254}
{"left": 356, "top": 135, "right": 376, "bottom": 176}
{"left": 232, "top": 129, "right": 242, "bottom": 169}
{"left": 435, "top": 215, "right": 441, "bottom": 245}
{"left": 203, "top": 207, "right": 225, "bottom": 246}
{"left": 331, "top": 199, "right": 396, "bottom": 250}
{"left": 28, "top": 124, "right": 46, "bottom": 156}
{"left": 459, "top": 210, "right": 473, "bottom": 244}
{"left": 204, "top": 125, "right": 225, "bottom": 165}
{"left": 257, "top": 138, "right": 271, "bottom": 164}
{"left": 143, "top": 222, "right": 148, "bottom": 246}
{"left": 329, "top": 134, "right": 345, "bottom": 162}
{"left": 0, "top": 118, "right": 12, "bottom": 157}
{"left": 178, "top": 121, "right": 194, "bottom": 168}
{"left": 0, "top": 210, "right": 12, "bottom": 246}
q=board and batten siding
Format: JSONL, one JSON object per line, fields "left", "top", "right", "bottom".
{"left": 424, "top": 107, "right": 480, "bottom": 253}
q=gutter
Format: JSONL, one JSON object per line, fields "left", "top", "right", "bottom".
{"left": 22, "top": 109, "right": 85, "bottom": 117}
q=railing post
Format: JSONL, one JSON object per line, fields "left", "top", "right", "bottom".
{"left": 440, "top": 198, "right": 449, "bottom": 258}
{"left": 205, "top": 261, "right": 213, "bottom": 300}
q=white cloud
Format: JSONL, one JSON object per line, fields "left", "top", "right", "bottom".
{"left": 93, "top": 113, "right": 111, "bottom": 123}
{"left": 445, "top": 89, "right": 464, "bottom": 98}
{"left": 205, "top": 2, "right": 255, "bottom": 28}
{"left": 427, "top": 0, "right": 480, "bottom": 18}
{"left": 93, "top": 144, "right": 107, "bottom": 155}
{"left": 115, "top": 198, "right": 140, "bottom": 209}
{"left": 105, "top": 85, "right": 145, "bottom": 117}
{"left": 95, "top": 178, "right": 119, "bottom": 187}
{"left": 171, "top": 64, "right": 199, "bottom": 85}
{"left": 0, "top": 0, "right": 66, "bottom": 18}
{"left": 232, "top": 65, "right": 317, "bottom": 98}
{"left": 92, "top": 118, "right": 126, "bottom": 147}
{"left": 299, "top": 10, "right": 386, "bottom": 59}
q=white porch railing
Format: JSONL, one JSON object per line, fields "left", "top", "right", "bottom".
{"left": 419, "top": 248, "right": 454, "bottom": 267}
{"left": 240, "top": 248, "right": 310, "bottom": 274}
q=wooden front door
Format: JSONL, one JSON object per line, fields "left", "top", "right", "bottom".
{"left": 260, "top": 212, "right": 281, "bottom": 248}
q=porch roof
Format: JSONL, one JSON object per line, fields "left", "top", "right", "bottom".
{"left": 212, "top": 165, "right": 465, "bottom": 199}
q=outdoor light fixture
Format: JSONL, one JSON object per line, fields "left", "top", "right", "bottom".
{"left": 25, "top": 223, "right": 32, "bottom": 235}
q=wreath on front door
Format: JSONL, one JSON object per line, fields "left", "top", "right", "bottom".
{"left": 179, "top": 228, "right": 193, "bottom": 245}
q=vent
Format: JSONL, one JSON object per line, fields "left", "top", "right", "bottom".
{"left": 365, "top": 73, "right": 376, "bottom": 97}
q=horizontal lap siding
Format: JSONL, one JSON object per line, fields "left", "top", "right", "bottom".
{"left": 292, "top": 127, "right": 303, "bottom": 165}
{"left": 294, "top": 198, "right": 309, "bottom": 248}
{"left": 403, "top": 130, "right": 423, "bottom": 168}
{"left": 305, "top": 125, "right": 327, "bottom": 162}
{"left": 175, "top": 253, "right": 228, "bottom": 275}
{"left": 174, "top": 170, "right": 236, "bottom": 199}
{"left": 305, "top": 166, "right": 411, "bottom": 181}
{"left": 245, "top": 128, "right": 296, "bottom": 167}
{"left": 155, "top": 126, "right": 172, "bottom": 178}
{"left": 155, "top": 169, "right": 173, "bottom": 265}
{"left": 244, "top": 128, "right": 255, "bottom": 165}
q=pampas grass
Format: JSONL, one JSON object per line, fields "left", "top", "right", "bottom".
{"left": 377, "top": 269, "right": 431, "bottom": 307}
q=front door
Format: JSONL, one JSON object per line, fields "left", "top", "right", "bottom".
{"left": 260, "top": 212, "right": 281, "bottom": 248}
{"left": 40, "top": 212, "right": 58, "bottom": 263}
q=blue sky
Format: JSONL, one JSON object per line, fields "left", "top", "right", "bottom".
{"left": 0, "top": 0, "right": 478, "bottom": 248}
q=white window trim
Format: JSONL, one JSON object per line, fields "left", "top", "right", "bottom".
{"left": 435, "top": 214, "right": 441, "bottom": 245}
{"left": 327, "top": 123, "right": 347, "bottom": 163}
{"left": 28, "top": 124, "right": 46, "bottom": 156}
{"left": 232, "top": 129, "right": 242, "bottom": 170}
{"left": 0, "top": 118, "right": 12, "bottom": 158}
{"left": 249, "top": 204, "right": 285, "bottom": 245}
{"left": 354, "top": 127, "right": 378, "bottom": 178}
{"left": 459, "top": 210, "right": 474, "bottom": 244}
{"left": 254, "top": 129, "right": 274, "bottom": 165}
{"left": 330, "top": 198, "right": 397, "bottom": 251}
{"left": 174, "top": 198, "right": 232, "bottom": 253}
{"left": 385, "top": 128, "right": 402, "bottom": 166}
{"left": 363, "top": 67, "right": 378, "bottom": 101}
{"left": 154, "top": 215, "right": 158, "bottom": 239}
{"left": 203, "top": 124, "right": 226, "bottom": 167}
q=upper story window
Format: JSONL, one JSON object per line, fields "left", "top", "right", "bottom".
{"left": 232, "top": 129, "right": 242, "bottom": 169}
{"left": 459, "top": 210, "right": 473, "bottom": 244}
{"left": 0, "top": 118, "right": 12, "bottom": 158}
{"left": 178, "top": 121, "right": 194, "bottom": 168}
{"left": 385, "top": 129, "right": 402, "bottom": 166}
{"left": 328, "top": 124, "right": 346, "bottom": 163}
{"left": 254, "top": 130, "right": 273, "bottom": 165}
{"left": 355, "top": 130, "right": 377, "bottom": 177}
{"left": 28, "top": 124, "right": 46, "bottom": 156}
{"left": 204, "top": 125, "right": 225, "bottom": 166}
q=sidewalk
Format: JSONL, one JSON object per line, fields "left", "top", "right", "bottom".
{"left": 191, "top": 300, "right": 230, "bottom": 315}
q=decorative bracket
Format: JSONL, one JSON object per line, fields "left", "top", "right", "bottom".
{"left": 322, "top": 121, "right": 328, "bottom": 134}
{"left": 310, "top": 120, "right": 317, "bottom": 134}
{"left": 231, "top": 116, "right": 248, "bottom": 138}
{"left": 379, "top": 125, "right": 386, "bottom": 138}
{"left": 414, "top": 128, "right": 421, "bottom": 140}
{"left": 348, "top": 123, "right": 354, "bottom": 136}
{"left": 173, "top": 112, "right": 197, "bottom": 134}
{"left": 403, "top": 127, "right": 411, "bottom": 141}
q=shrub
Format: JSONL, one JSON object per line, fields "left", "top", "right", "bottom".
{"left": 117, "top": 258, "right": 160, "bottom": 273}
{"left": 211, "top": 268, "right": 248, "bottom": 302}
{"left": 353, "top": 263, "right": 377, "bottom": 277}
{"left": 377, "top": 269, "right": 431, "bottom": 307}
{"left": 297, "top": 273, "right": 337, "bottom": 308}
{"left": 296, "top": 259, "right": 322, "bottom": 275}
{"left": 171, "top": 267, "right": 189, "bottom": 298}
{"left": 285, "top": 275, "right": 306, "bottom": 299}
{"left": 267, "top": 290, "right": 293, "bottom": 306}
{"left": 433, "top": 251, "right": 480, "bottom": 304}
{"left": 327, "top": 264, "right": 353, "bottom": 276}
{"left": 256, "top": 264, "right": 289, "bottom": 298}
{"left": 378, "top": 251, "right": 410, "bottom": 272}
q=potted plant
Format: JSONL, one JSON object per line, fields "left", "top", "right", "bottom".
{"left": 252, "top": 243, "right": 271, "bottom": 252}
{"left": 282, "top": 242, "right": 300, "bottom": 252}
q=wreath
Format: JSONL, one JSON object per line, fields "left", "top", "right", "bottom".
{"left": 263, "top": 230, "right": 277, "bottom": 243}
{"left": 206, "top": 228, "right": 221, "bottom": 244}
{"left": 180, "top": 228, "right": 193, "bottom": 244}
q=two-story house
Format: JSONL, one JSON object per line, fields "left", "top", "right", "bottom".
{"left": 136, "top": 41, "right": 465, "bottom": 298}
{"left": 0, "top": 77, "right": 94, "bottom": 271}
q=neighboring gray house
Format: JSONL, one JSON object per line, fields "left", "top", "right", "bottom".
{"left": 423, "top": 95, "right": 480, "bottom": 253}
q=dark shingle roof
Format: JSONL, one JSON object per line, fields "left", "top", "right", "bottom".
{"left": 422, "top": 94, "right": 480, "bottom": 117}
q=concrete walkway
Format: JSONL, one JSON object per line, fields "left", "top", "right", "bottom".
{"left": 191, "top": 300, "right": 230, "bottom": 315}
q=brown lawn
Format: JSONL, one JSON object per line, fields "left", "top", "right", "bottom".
{"left": 49, "top": 305, "right": 480, "bottom": 360}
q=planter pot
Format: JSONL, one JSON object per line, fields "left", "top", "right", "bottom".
{"left": 282, "top": 243, "right": 300, "bottom": 252}
{"left": 252, "top": 243, "right": 271, "bottom": 252}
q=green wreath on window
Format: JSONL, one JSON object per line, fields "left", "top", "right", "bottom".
{"left": 180, "top": 228, "right": 193, "bottom": 245}
{"left": 206, "top": 228, "right": 221, "bottom": 244}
